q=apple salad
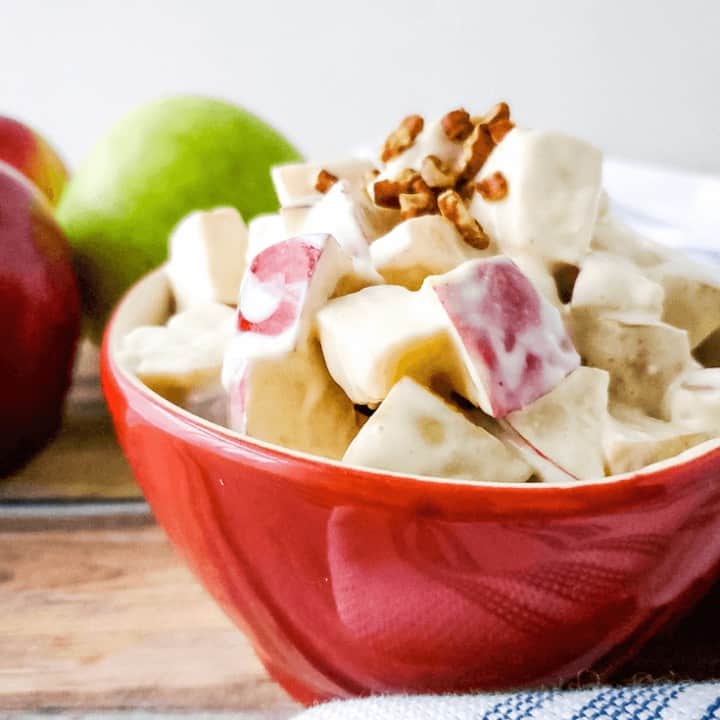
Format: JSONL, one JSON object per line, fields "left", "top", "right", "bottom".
{"left": 118, "top": 103, "right": 720, "bottom": 483}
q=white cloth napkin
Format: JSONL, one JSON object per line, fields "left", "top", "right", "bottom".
{"left": 604, "top": 157, "right": 720, "bottom": 253}
{"left": 294, "top": 683, "right": 720, "bottom": 719}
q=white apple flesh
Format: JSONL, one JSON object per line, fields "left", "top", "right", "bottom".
{"left": 166, "top": 207, "right": 248, "bottom": 310}
{"left": 343, "top": 377, "right": 532, "bottom": 483}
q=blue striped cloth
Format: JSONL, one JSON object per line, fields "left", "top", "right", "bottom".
{"left": 295, "top": 683, "right": 720, "bottom": 719}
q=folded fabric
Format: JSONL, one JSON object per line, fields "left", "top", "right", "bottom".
{"left": 294, "top": 683, "right": 720, "bottom": 720}
{"left": 604, "top": 156, "right": 720, "bottom": 252}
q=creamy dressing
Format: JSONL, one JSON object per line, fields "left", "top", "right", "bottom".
{"left": 122, "top": 105, "right": 720, "bottom": 481}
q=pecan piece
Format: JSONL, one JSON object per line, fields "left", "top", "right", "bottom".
{"left": 405, "top": 171, "right": 432, "bottom": 196}
{"left": 381, "top": 114, "right": 424, "bottom": 163}
{"left": 486, "top": 101, "right": 511, "bottom": 124}
{"left": 489, "top": 118, "right": 515, "bottom": 144}
{"left": 373, "top": 179, "right": 402, "bottom": 209}
{"left": 456, "top": 123, "right": 494, "bottom": 182}
{"left": 457, "top": 180, "right": 476, "bottom": 202}
{"left": 420, "top": 155, "right": 456, "bottom": 188}
{"left": 476, "top": 171, "right": 509, "bottom": 201}
{"left": 315, "top": 169, "right": 339, "bottom": 193}
{"left": 437, "top": 189, "right": 490, "bottom": 249}
{"left": 372, "top": 170, "right": 429, "bottom": 208}
{"left": 441, "top": 108, "right": 474, "bottom": 142}
{"left": 399, "top": 192, "right": 436, "bottom": 220}
{"left": 473, "top": 102, "right": 514, "bottom": 143}
{"left": 472, "top": 101, "right": 510, "bottom": 125}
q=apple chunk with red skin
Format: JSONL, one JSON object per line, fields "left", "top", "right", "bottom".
{"left": 423, "top": 256, "right": 580, "bottom": 418}
{"left": 223, "top": 234, "right": 362, "bottom": 459}
{"left": 234, "top": 234, "right": 349, "bottom": 340}
{"left": 0, "top": 117, "right": 68, "bottom": 206}
{"left": 0, "top": 164, "right": 81, "bottom": 475}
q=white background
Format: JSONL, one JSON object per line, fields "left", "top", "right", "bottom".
{"left": 2, "top": 0, "right": 719, "bottom": 173}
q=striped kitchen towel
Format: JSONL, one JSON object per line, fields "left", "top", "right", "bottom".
{"left": 294, "top": 683, "right": 720, "bottom": 719}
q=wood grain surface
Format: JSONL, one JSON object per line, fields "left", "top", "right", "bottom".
{"left": 0, "top": 518, "right": 297, "bottom": 715}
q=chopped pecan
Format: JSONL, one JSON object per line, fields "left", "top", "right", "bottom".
{"left": 393, "top": 168, "right": 419, "bottom": 190}
{"left": 381, "top": 114, "right": 424, "bottom": 162}
{"left": 373, "top": 179, "right": 402, "bottom": 209}
{"left": 489, "top": 118, "right": 515, "bottom": 144}
{"left": 457, "top": 180, "right": 476, "bottom": 202}
{"left": 441, "top": 109, "right": 474, "bottom": 142}
{"left": 373, "top": 170, "right": 430, "bottom": 208}
{"left": 420, "top": 155, "right": 456, "bottom": 188}
{"left": 406, "top": 172, "right": 432, "bottom": 196}
{"left": 476, "top": 171, "right": 508, "bottom": 201}
{"left": 315, "top": 169, "right": 339, "bottom": 193}
{"left": 472, "top": 101, "right": 509, "bottom": 125}
{"left": 437, "top": 190, "right": 490, "bottom": 249}
{"left": 456, "top": 123, "right": 494, "bottom": 182}
{"left": 487, "top": 101, "right": 510, "bottom": 124}
{"left": 399, "top": 192, "right": 436, "bottom": 220}
{"left": 472, "top": 102, "right": 514, "bottom": 143}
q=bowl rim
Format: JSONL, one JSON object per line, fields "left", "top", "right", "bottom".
{"left": 103, "top": 266, "right": 720, "bottom": 494}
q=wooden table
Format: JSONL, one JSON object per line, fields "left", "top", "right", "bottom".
{"left": 0, "top": 510, "right": 297, "bottom": 716}
{"left": 0, "top": 345, "right": 298, "bottom": 716}
{"left": 2, "top": 344, "right": 720, "bottom": 715}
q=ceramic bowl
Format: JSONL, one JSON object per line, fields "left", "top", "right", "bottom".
{"left": 102, "top": 267, "right": 720, "bottom": 704}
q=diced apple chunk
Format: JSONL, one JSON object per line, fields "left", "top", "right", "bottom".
{"left": 510, "top": 254, "right": 563, "bottom": 309}
{"left": 301, "top": 180, "right": 399, "bottom": 259}
{"left": 166, "top": 208, "right": 248, "bottom": 310}
{"left": 272, "top": 159, "right": 377, "bottom": 208}
{"left": 571, "top": 310, "right": 691, "bottom": 417}
{"left": 505, "top": 367, "right": 609, "bottom": 480}
{"left": 571, "top": 252, "right": 665, "bottom": 318}
{"left": 166, "top": 303, "right": 237, "bottom": 336}
{"left": 596, "top": 190, "right": 611, "bottom": 222}
{"left": 648, "top": 258, "right": 720, "bottom": 348}
{"left": 228, "top": 233, "right": 369, "bottom": 363}
{"left": 246, "top": 213, "right": 284, "bottom": 263}
{"left": 119, "top": 303, "right": 235, "bottom": 409}
{"left": 604, "top": 403, "right": 713, "bottom": 474}
{"left": 317, "top": 285, "right": 452, "bottom": 406}
{"left": 462, "top": 406, "right": 575, "bottom": 483}
{"left": 664, "top": 368, "right": 720, "bottom": 434}
{"left": 343, "top": 378, "right": 532, "bottom": 483}
{"left": 369, "top": 215, "right": 489, "bottom": 290}
{"left": 423, "top": 257, "right": 580, "bottom": 417}
{"left": 281, "top": 206, "right": 312, "bottom": 237}
{"left": 223, "top": 234, "right": 361, "bottom": 457}
{"left": 592, "top": 216, "right": 672, "bottom": 268}
{"left": 229, "top": 340, "right": 357, "bottom": 459}
{"left": 470, "top": 129, "right": 602, "bottom": 265}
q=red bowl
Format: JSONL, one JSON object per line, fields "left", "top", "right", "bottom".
{"left": 102, "top": 268, "right": 720, "bottom": 704}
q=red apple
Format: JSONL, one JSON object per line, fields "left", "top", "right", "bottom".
{"left": 0, "top": 117, "right": 69, "bottom": 206}
{"left": 0, "top": 162, "right": 81, "bottom": 475}
{"left": 426, "top": 257, "right": 580, "bottom": 417}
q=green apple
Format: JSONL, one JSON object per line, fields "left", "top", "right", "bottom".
{"left": 57, "top": 96, "right": 301, "bottom": 340}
